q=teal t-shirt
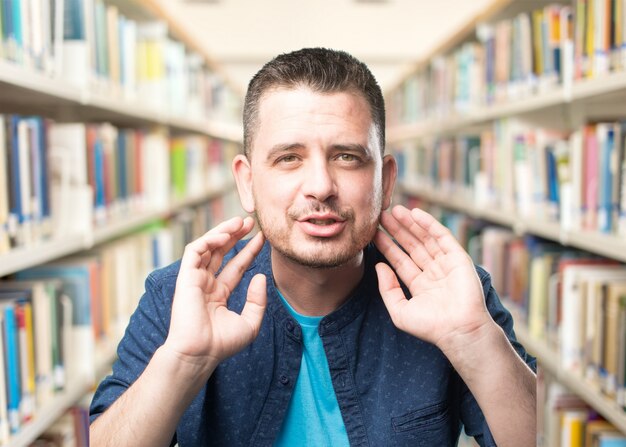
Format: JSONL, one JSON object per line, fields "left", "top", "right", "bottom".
{"left": 274, "top": 292, "right": 350, "bottom": 446}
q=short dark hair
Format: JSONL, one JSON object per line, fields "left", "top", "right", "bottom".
{"left": 243, "top": 48, "right": 385, "bottom": 157}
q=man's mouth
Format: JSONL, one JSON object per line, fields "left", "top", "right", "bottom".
{"left": 297, "top": 214, "right": 347, "bottom": 237}
{"left": 307, "top": 218, "right": 338, "bottom": 226}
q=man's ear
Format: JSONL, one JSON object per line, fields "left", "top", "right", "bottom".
{"left": 232, "top": 154, "right": 255, "bottom": 213}
{"left": 381, "top": 154, "right": 397, "bottom": 210}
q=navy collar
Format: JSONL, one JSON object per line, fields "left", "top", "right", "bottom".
{"left": 251, "top": 241, "right": 380, "bottom": 336}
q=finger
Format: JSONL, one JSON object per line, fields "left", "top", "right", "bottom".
{"left": 391, "top": 205, "right": 445, "bottom": 260}
{"left": 240, "top": 273, "right": 267, "bottom": 336}
{"left": 375, "top": 262, "right": 408, "bottom": 330}
{"left": 180, "top": 232, "right": 231, "bottom": 273}
{"left": 216, "top": 231, "right": 266, "bottom": 294}
{"left": 408, "top": 207, "right": 463, "bottom": 255}
{"left": 186, "top": 217, "right": 252, "bottom": 271}
{"left": 374, "top": 230, "right": 421, "bottom": 287}
{"left": 380, "top": 210, "right": 433, "bottom": 270}
{"left": 207, "top": 217, "right": 257, "bottom": 273}
{"left": 207, "top": 215, "right": 249, "bottom": 235}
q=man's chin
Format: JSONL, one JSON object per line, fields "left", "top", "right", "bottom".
{"left": 271, "top": 241, "right": 365, "bottom": 269}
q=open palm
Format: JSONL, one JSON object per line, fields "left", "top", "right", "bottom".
{"left": 164, "top": 217, "right": 267, "bottom": 368}
{"left": 374, "top": 206, "right": 492, "bottom": 351}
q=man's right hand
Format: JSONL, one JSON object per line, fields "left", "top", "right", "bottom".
{"left": 162, "top": 216, "right": 267, "bottom": 374}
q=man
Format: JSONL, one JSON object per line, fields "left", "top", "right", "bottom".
{"left": 90, "top": 48, "right": 536, "bottom": 446}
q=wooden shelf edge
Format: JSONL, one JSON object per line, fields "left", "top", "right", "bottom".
{"left": 513, "top": 320, "right": 626, "bottom": 434}
{"left": 0, "top": 235, "right": 89, "bottom": 278}
{"left": 399, "top": 182, "right": 626, "bottom": 262}
{"left": 8, "top": 375, "right": 92, "bottom": 447}
{"left": 0, "top": 60, "right": 244, "bottom": 138}
{"left": 0, "top": 185, "right": 235, "bottom": 278}
{"left": 387, "top": 72, "right": 626, "bottom": 142}
{"left": 91, "top": 184, "right": 236, "bottom": 245}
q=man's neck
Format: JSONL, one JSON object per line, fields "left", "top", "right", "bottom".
{"left": 271, "top": 249, "right": 366, "bottom": 317}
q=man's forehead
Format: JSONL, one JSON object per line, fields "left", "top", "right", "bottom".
{"left": 257, "top": 85, "right": 369, "bottom": 110}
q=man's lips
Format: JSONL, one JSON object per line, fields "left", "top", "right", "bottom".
{"left": 296, "top": 214, "right": 347, "bottom": 237}
{"left": 297, "top": 213, "right": 345, "bottom": 224}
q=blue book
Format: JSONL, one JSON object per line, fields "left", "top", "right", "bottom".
{"left": 598, "top": 125, "right": 615, "bottom": 233}
{"left": 545, "top": 145, "right": 559, "bottom": 219}
{"left": 94, "top": 136, "right": 106, "bottom": 215}
{"left": 117, "top": 130, "right": 127, "bottom": 201}
{"left": 2, "top": 302, "right": 20, "bottom": 433}
{"left": 63, "top": 0, "right": 85, "bottom": 40}
{"left": 37, "top": 118, "right": 51, "bottom": 221}
{"left": 9, "top": 0, "right": 21, "bottom": 49}
{"left": 599, "top": 437, "right": 626, "bottom": 447}
{"left": 8, "top": 116, "right": 21, "bottom": 231}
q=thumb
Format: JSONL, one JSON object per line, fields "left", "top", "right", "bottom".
{"left": 240, "top": 274, "right": 267, "bottom": 336}
{"left": 375, "top": 262, "right": 408, "bottom": 329}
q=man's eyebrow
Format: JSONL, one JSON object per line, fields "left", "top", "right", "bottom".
{"left": 331, "top": 144, "right": 372, "bottom": 156}
{"left": 265, "top": 142, "right": 372, "bottom": 161}
{"left": 266, "top": 143, "right": 305, "bottom": 160}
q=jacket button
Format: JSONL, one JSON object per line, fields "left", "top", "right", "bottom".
{"left": 285, "top": 321, "right": 295, "bottom": 332}
{"left": 279, "top": 374, "right": 290, "bottom": 385}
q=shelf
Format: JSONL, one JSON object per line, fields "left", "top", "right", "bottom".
{"left": 387, "top": 72, "right": 626, "bottom": 143}
{"left": 0, "top": 235, "right": 88, "bottom": 278}
{"left": 400, "top": 181, "right": 517, "bottom": 227}
{"left": 513, "top": 320, "right": 626, "bottom": 434}
{"left": 8, "top": 374, "right": 92, "bottom": 447}
{"left": 91, "top": 185, "right": 234, "bottom": 245}
{"left": 0, "top": 185, "right": 235, "bottom": 278}
{"left": 399, "top": 181, "right": 626, "bottom": 262}
{"left": 0, "top": 60, "right": 243, "bottom": 143}
{"left": 0, "top": 60, "right": 83, "bottom": 106}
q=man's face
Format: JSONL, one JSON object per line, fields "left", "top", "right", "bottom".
{"left": 234, "top": 86, "right": 395, "bottom": 268}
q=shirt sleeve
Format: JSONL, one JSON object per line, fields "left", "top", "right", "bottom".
{"left": 459, "top": 265, "right": 537, "bottom": 447}
{"left": 89, "top": 265, "right": 178, "bottom": 445}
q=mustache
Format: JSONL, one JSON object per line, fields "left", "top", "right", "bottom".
{"left": 287, "top": 202, "right": 354, "bottom": 221}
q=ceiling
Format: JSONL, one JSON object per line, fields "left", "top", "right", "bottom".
{"left": 166, "top": 0, "right": 494, "bottom": 92}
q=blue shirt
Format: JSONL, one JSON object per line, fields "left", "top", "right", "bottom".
{"left": 90, "top": 241, "right": 536, "bottom": 446}
{"left": 275, "top": 291, "right": 350, "bottom": 446}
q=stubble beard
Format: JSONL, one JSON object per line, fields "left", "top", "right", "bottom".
{"left": 254, "top": 201, "right": 380, "bottom": 269}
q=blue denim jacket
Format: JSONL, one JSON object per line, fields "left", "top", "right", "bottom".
{"left": 90, "top": 241, "right": 536, "bottom": 446}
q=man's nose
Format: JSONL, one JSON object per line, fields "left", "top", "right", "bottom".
{"left": 301, "top": 160, "right": 337, "bottom": 202}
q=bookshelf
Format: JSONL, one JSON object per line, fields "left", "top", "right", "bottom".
{"left": 386, "top": 0, "right": 626, "bottom": 443}
{"left": 388, "top": 71, "right": 626, "bottom": 143}
{"left": 0, "top": 0, "right": 244, "bottom": 444}
{"left": 514, "top": 319, "right": 626, "bottom": 434}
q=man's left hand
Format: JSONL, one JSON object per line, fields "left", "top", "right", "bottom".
{"left": 374, "top": 205, "right": 494, "bottom": 354}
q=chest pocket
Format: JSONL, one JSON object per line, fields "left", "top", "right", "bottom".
{"left": 391, "top": 401, "right": 459, "bottom": 446}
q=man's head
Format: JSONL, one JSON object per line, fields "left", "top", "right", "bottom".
{"left": 243, "top": 48, "right": 385, "bottom": 158}
{"left": 233, "top": 48, "right": 396, "bottom": 269}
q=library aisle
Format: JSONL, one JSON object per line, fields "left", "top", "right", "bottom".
{"left": 387, "top": 0, "right": 626, "bottom": 445}
{"left": 3, "top": 0, "right": 626, "bottom": 445}
{"left": 0, "top": 0, "right": 243, "bottom": 444}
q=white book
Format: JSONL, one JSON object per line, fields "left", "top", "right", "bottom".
{"left": 122, "top": 18, "right": 137, "bottom": 100}
{"left": 17, "top": 120, "right": 33, "bottom": 246}
{"left": 0, "top": 116, "right": 9, "bottom": 253}
{"left": 48, "top": 123, "right": 92, "bottom": 236}
{"left": 48, "top": 123, "right": 88, "bottom": 186}
{"left": 568, "top": 130, "right": 583, "bottom": 231}
{"left": 560, "top": 266, "right": 626, "bottom": 375}
{"left": 142, "top": 130, "right": 170, "bottom": 211}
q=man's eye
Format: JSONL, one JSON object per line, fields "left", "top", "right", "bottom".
{"left": 278, "top": 155, "right": 299, "bottom": 163}
{"left": 337, "top": 153, "right": 359, "bottom": 162}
